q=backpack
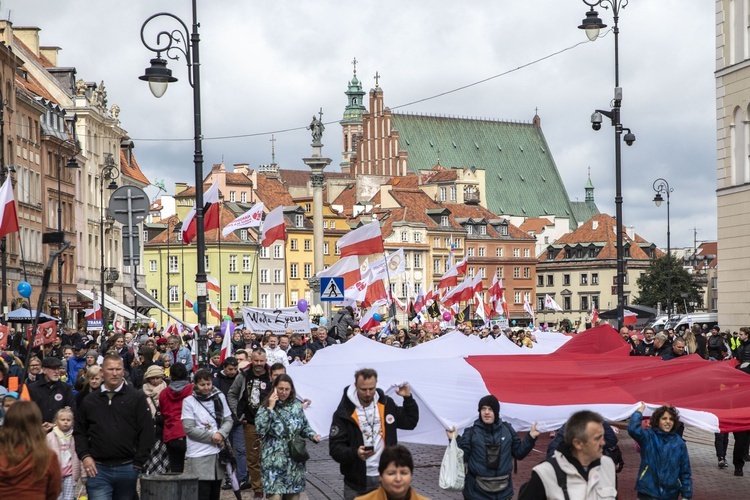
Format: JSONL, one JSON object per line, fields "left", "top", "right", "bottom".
{"left": 518, "top": 457, "right": 569, "bottom": 500}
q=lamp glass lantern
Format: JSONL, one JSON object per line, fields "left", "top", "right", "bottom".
{"left": 578, "top": 8, "right": 607, "bottom": 41}
{"left": 139, "top": 57, "right": 178, "bottom": 98}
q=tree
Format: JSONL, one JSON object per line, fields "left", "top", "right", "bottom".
{"left": 635, "top": 254, "right": 703, "bottom": 313}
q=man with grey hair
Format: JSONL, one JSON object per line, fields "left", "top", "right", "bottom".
{"left": 166, "top": 335, "right": 193, "bottom": 372}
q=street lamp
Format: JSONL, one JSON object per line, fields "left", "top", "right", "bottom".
{"left": 100, "top": 153, "right": 119, "bottom": 331}
{"left": 652, "top": 178, "right": 673, "bottom": 320}
{"left": 140, "top": 1, "right": 208, "bottom": 366}
{"left": 58, "top": 139, "right": 80, "bottom": 328}
{"left": 579, "top": 0, "right": 636, "bottom": 330}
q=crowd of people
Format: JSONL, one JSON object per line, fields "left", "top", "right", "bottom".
{"left": 0, "top": 316, "right": 747, "bottom": 499}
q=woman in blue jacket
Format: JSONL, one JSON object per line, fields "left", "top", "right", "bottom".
{"left": 628, "top": 403, "right": 692, "bottom": 500}
{"left": 450, "top": 395, "right": 538, "bottom": 500}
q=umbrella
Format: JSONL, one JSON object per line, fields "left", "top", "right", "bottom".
{"left": 220, "top": 441, "right": 241, "bottom": 500}
{"left": 2, "top": 308, "right": 59, "bottom": 323}
{"left": 598, "top": 304, "right": 657, "bottom": 320}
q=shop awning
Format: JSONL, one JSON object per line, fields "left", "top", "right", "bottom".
{"left": 77, "top": 290, "right": 151, "bottom": 322}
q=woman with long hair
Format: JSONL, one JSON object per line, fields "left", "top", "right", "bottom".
{"left": 629, "top": 403, "right": 692, "bottom": 500}
{"left": 0, "top": 401, "right": 61, "bottom": 498}
{"left": 75, "top": 365, "right": 103, "bottom": 407}
{"left": 255, "top": 374, "right": 320, "bottom": 500}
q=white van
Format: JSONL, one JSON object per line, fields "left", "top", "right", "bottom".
{"left": 643, "top": 315, "right": 669, "bottom": 333}
{"left": 665, "top": 313, "right": 719, "bottom": 332}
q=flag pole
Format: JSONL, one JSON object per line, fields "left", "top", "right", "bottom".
{"left": 17, "top": 233, "right": 28, "bottom": 283}
{"left": 381, "top": 240, "right": 395, "bottom": 321}
{"left": 217, "top": 204, "right": 222, "bottom": 315}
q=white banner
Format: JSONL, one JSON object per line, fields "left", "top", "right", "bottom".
{"left": 364, "top": 248, "right": 406, "bottom": 283}
{"left": 241, "top": 306, "right": 311, "bottom": 334}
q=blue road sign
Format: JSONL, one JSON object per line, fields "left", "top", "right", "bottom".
{"left": 320, "top": 277, "right": 345, "bottom": 302}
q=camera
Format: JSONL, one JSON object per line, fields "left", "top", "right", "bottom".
{"left": 591, "top": 111, "right": 603, "bottom": 131}
{"left": 623, "top": 130, "right": 636, "bottom": 146}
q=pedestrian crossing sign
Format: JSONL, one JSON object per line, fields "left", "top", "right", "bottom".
{"left": 320, "top": 277, "right": 345, "bottom": 302}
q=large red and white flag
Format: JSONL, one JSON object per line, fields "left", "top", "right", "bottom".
{"left": 208, "top": 298, "right": 222, "bottom": 321}
{"left": 222, "top": 202, "right": 264, "bottom": 237}
{"left": 438, "top": 257, "right": 468, "bottom": 289}
{"left": 591, "top": 303, "right": 599, "bottom": 324}
{"left": 489, "top": 275, "right": 507, "bottom": 316}
{"left": 0, "top": 177, "right": 18, "bottom": 239}
{"left": 338, "top": 221, "right": 384, "bottom": 257}
{"left": 344, "top": 279, "right": 368, "bottom": 303}
{"left": 317, "top": 255, "right": 361, "bottom": 289}
{"left": 544, "top": 294, "right": 564, "bottom": 312}
{"left": 184, "top": 294, "right": 194, "bottom": 310}
{"left": 182, "top": 180, "right": 220, "bottom": 244}
{"left": 474, "top": 292, "right": 491, "bottom": 323}
{"left": 363, "top": 279, "right": 388, "bottom": 308}
{"left": 206, "top": 275, "right": 221, "bottom": 294}
{"left": 84, "top": 300, "right": 102, "bottom": 320}
{"left": 443, "top": 272, "right": 483, "bottom": 307}
{"left": 359, "top": 299, "right": 389, "bottom": 330}
{"left": 413, "top": 287, "right": 426, "bottom": 313}
{"left": 624, "top": 309, "right": 638, "bottom": 326}
{"left": 260, "top": 206, "right": 286, "bottom": 247}
{"left": 523, "top": 296, "right": 535, "bottom": 320}
{"left": 218, "top": 321, "right": 234, "bottom": 364}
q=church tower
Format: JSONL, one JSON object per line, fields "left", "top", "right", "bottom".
{"left": 340, "top": 58, "right": 366, "bottom": 175}
{"left": 585, "top": 167, "right": 595, "bottom": 204}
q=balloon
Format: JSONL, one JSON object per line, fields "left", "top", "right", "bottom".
{"left": 511, "top": 320, "right": 517, "bottom": 326}
{"left": 108, "top": 324, "right": 114, "bottom": 330}
{"left": 223, "top": 315, "right": 231, "bottom": 321}
{"left": 442, "top": 311, "right": 452, "bottom": 322}
{"left": 320, "top": 316, "right": 328, "bottom": 326}
{"left": 297, "top": 299, "right": 308, "bottom": 313}
{"left": 17, "top": 281, "right": 32, "bottom": 299}
{"left": 193, "top": 302, "right": 199, "bottom": 314}
{"left": 373, "top": 313, "right": 382, "bottom": 322}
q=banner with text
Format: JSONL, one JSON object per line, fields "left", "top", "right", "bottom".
{"left": 241, "top": 306, "right": 311, "bottom": 334}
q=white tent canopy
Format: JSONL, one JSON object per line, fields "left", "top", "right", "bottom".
{"left": 77, "top": 289, "right": 150, "bottom": 323}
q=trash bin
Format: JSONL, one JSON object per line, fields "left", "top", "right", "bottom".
{"left": 140, "top": 473, "right": 199, "bottom": 500}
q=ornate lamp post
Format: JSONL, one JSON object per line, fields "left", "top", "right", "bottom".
{"left": 652, "top": 178, "right": 673, "bottom": 319}
{"left": 100, "top": 154, "right": 119, "bottom": 329}
{"left": 579, "top": 0, "right": 636, "bottom": 330}
{"left": 140, "top": 0, "right": 207, "bottom": 366}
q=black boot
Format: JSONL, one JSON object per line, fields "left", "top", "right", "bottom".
{"left": 735, "top": 467, "right": 744, "bottom": 477}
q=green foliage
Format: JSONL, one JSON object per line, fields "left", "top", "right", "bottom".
{"left": 635, "top": 254, "right": 704, "bottom": 312}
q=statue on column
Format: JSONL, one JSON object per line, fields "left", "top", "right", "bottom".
{"left": 308, "top": 109, "right": 325, "bottom": 145}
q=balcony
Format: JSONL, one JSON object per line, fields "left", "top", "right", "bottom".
{"left": 464, "top": 185, "right": 480, "bottom": 205}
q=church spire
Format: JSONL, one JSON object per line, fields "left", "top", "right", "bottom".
{"left": 340, "top": 58, "right": 366, "bottom": 176}
{"left": 585, "top": 167, "right": 595, "bottom": 203}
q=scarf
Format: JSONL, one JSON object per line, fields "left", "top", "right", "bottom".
{"left": 142, "top": 381, "right": 166, "bottom": 416}
{"left": 52, "top": 426, "right": 73, "bottom": 466}
{"left": 192, "top": 387, "right": 225, "bottom": 428}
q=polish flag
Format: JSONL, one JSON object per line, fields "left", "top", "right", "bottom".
{"left": 208, "top": 298, "right": 222, "bottom": 321}
{"left": 338, "top": 221, "right": 384, "bottom": 257}
{"left": 591, "top": 304, "right": 599, "bottom": 325}
{"left": 261, "top": 206, "right": 286, "bottom": 247}
{"left": 443, "top": 272, "right": 483, "bottom": 307}
{"left": 206, "top": 275, "right": 221, "bottom": 294}
{"left": 474, "top": 292, "right": 491, "bottom": 323}
{"left": 489, "top": 276, "right": 506, "bottom": 316}
{"left": 523, "top": 296, "right": 535, "bottom": 320}
{"left": 0, "top": 178, "right": 18, "bottom": 239}
{"left": 317, "top": 255, "right": 361, "bottom": 289}
{"left": 226, "top": 307, "right": 235, "bottom": 321}
{"left": 185, "top": 294, "right": 194, "bottom": 310}
{"left": 182, "top": 180, "right": 220, "bottom": 244}
{"left": 624, "top": 309, "right": 638, "bottom": 326}
{"left": 363, "top": 279, "right": 388, "bottom": 308}
{"left": 84, "top": 300, "right": 102, "bottom": 320}
{"left": 222, "top": 202, "right": 264, "bottom": 237}
{"left": 218, "top": 320, "right": 234, "bottom": 364}
{"left": 438, "top": 257, "right": 468, "bottom": 289}
{"left": 359, "top": 299, "right": 389, "bottom": 330}
{"left": 413, "top": 287, "right": 426, "bottom": 313}
{"left": 113, "top": 313, "right": 126, "bottom": 333}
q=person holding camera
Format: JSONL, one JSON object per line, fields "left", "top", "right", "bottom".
{"left": 329, "top": 368, "right": 419, "bottom": 500}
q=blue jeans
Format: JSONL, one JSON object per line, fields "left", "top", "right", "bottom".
{"left": 231, "top": 424, "right": 247, "bottom": 482}
{"left": 86, "top": 463, "right": 139, "bottom": 500}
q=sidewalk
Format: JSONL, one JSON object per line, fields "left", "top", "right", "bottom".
{"left": 223, "top": 426, "right": 748, "bottom": 499}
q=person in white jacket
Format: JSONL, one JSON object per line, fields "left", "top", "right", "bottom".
{"left": 264, "top": 334, "right": 289, "bottom": 368}
{"left": 519, "top": 410, "right": 617, "bottom": 500}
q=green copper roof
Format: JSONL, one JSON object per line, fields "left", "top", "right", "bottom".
{"left": 342, "top": 74, "right": 366, "bottom": 123}
{"left": 571, "top": 200, "right": 600, "bottom": 225}
{"left": 390, "top": 112, "right": 582, "bottom": 229}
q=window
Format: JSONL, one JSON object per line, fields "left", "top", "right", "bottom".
{"left": 205, "top": 255, "right": 210, "bottom": 271}
{"left": 580, "top": 274, "right": 588, "bottom": 285}
{"left": 401, "top": 283, "right": 408, "bottom": 297}
{"left": 441, "top": 215, "right": 449, "bottom": 227}
{"left": 295, "top": 214, "right": 304, "bottom": 227}
{"left": 229, "top": 285, "right": 238, "bottom": 302}
{"left": 304, "top": 263, "right": 312, "bottom": 278}
{"left": 433, "top": 259, "right": 441, "bottom": 274}
{"left": 169, "top": 286, "right": 179, "bottom": 303}
{"left": 150, "top": 289, "right": 158, "bottom": 300}
{"left": 450, "top": 185, "right": 457, "bottom": 201}
{"left": 513, "top": 248, "right": 520, "bottom": 257}
{"left": 401, "top": 231, "right": 408, "bottom": 242}
{"left": 434, "top": 237, "right": 441, "bottom": 248}
{"left": 323, "top": 220, "right": 328, "bottom": 229}
{"left": 274, "top": 294, "right": 283, "bottom": 308}
{"left": 467, "top": 225, "right": 473, "bottom": 235}
{"left": 581, "top": 296, "right": 589, "bottom": 311}
{"left": 240, "top": 229, "right": 248, "bottom": 241}
{"left": 537, "top": 275, "right": 544, "bottom": 287}
{"left": 547, "top": 249, "right": 554, "bottom": 260}
{"left": 455, "top": 238, "right": 462, "bottom": 248}
{"left": 468, "top": 267, "right": 475, "bottom": 277}
{"left": 467, "top": 247, "right": 475, "bottom": 257}
{"left": 547, "top": 275, "right": 554, "bottom": 286}
{"left": 241, "top": 192, "right": 247, "bottom": 203}
{"left": 711, "top": 276, "right": 718, "bottom": 289}
{"left": 591, "top": 273, "right": 599, "bottom": 285}
{"left": 290, "top": 264, "right": 298, "bottom": 279}
{"left": 260, "top": 246, "right": 268, "bottom": 258}
{"left": 330, "top": 221, "right": 335, "bottom": 229}
{"left": 149, "top": 260, "right": 157, "bottom": 272}
{"left": 304, "top": 239, "right": 311, "bottom": 251}
{"left": 229, "top": 255, "right": 238, "bottom": 272}
{"left": 480, "top": 267, "right": 486, "bottom": 278}
{"left": 513, "top": 267, "right": 520, "bottom": 278}
{"left": 260, "top": 268, "right": 269, "bottom": 284}
{"left": 243, "top": 255, "right": 252, "bottom": 272}
{"left": 496, "top": 248, "right": 503, "bottom": 257}
{"left": 304, "top": 203, "right": 311, "bottom": 212}
{"left": 514, "top": 292, "right": 521, "bottom": 304}
{"left": 523, "top": 267, "right": 530, "bottom": 278}
{"left": 496, "top": 267, "right": 503, "bottom": 278}
{"left": 563, "top": 297, "right": 571, "bottom": 310}
{"left": 243, "top": 284, "right": 251, "bottom": 302}
{"left": 440, "top": 187, "right": 447, "bottom": 201}
{"left": 523, "top": 248, "right": 530, "bottom": 257}
{"left": 592, "top": 296, "right": 599, "bottom": 309}
{"left": 480, "top": 225, "right": 487, "bottom": 235}
{"left": 335, "top": 243, "right": 340, "bottom": 255}
{"left": 291, "top": 239, "right": 298, "bottom": 251}
{"left": 229, "top": 191, "right": 236, "bottom": 202}
{"left": 537, "top": 297, "right": 545, "bottom": 311}
{"left": 274, "top": 269, "right": 282, "bottom": 283}
{"left": 260, "top": 294, "right": 269, "bottom": 309}
{"left": 290, "top": 290, "right": 298, "bottom": 305}
{"left": 565, "top": 248, "right": 572, "bottom": 259}
{"left": 444, "top": 237, "right": 451, "bottom": 248}
{"left": 324, "top": 242, "right": 329, "bottom": 255}
{"left": 413, "top": 253, "right": 422, "bottom": 268}
{"left": 413, "top": 282, "right": 421, "bottom": 295}
{"left": 478, "top": 247, "right": 485, "bottom": 257}
{"left": 273, "top": 245, "right": 282, "bottom": 259}
{"left": 563, "top": 274, "right": 570, "bottom": 286}
{"left": 588, "top": 247, "right": 596, "bottom": 258}
{"left": 500, "top": 224, "right": 508, "bottom": 236}
{"left": 168, "top": 255, "right": 178, "bottom": 273}
{"left": 414, "top": 232, "right": 422, "bottom": 243}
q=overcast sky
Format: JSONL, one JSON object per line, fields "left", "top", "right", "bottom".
{"left": 8, "top": 0, "right": 715, "bottom": 250}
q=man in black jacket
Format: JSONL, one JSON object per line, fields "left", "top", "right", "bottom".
{"left": 329, "top": 368, "right": 419, "bottom": 499}
{"left": 74, "top": 354, "right": 154, "bottom": 499}
{"left": 28, "top": 356, "right": 76, "bottom": 429}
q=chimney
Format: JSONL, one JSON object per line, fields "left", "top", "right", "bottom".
{"left": 0, "top": 20, "right": 12, "bottom": 47}
{"left": 626, "top": 225, "right": 635, "bottom": 240}
{"left": 14, "top": 26, "right": 41, "bottom": 57}
{"left": 175, "top": 182, "right": 188, "bottom": 195}
{"left": 233, "top": 163, "right": 250, "bottom": 175}
{"left": 39, "top": 46, "right": 61, "bottom": 67}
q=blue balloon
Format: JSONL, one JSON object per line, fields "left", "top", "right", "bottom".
{"left": 17, "top": 281, "right": 32, "bottom": 299}
{"left": 373, "top": 313, "right": 382, "bottom": 322}
{"left": 320, "top": 316, "right": 328, "bottom": 326}
{"left": 193, "top": 302, "right": 199, "bottom": 314}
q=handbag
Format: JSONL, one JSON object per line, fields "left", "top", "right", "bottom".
{"left": 438, "top": 435, "right": 465, "bottom": 491}
{"left": 280, "top": 413, "right": 310, "bottom": 463}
